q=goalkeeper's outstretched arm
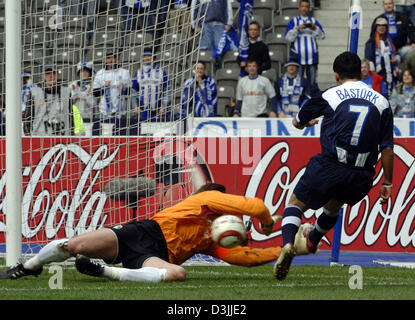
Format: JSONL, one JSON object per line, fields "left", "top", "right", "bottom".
{"left": 202, "top": 244, "right": 281, "bottom": 267}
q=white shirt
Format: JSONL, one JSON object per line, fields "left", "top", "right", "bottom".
{"left": 236, "top": 75, "right": 276, "bottom": 117}
{"left": 93, "top": 67, "right": 131, "bottom": 119}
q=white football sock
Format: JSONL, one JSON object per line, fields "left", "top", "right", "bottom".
{"left": 102, "top": 266, "right": 167, "bottom": 283}
{"left": 24, "top": 239, "right": 71, "bottom": 270}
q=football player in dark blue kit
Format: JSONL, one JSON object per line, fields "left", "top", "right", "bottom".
{"left": 274, "top": 51, "right": 394, "bottom": 281}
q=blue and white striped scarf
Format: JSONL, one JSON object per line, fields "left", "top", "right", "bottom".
{"left": 280, "top": 74, "right": 303, "bottom": 115}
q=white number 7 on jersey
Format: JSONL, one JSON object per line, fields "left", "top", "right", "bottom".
{"left": 349, "top": 105, "right": 369, "bottom": 146}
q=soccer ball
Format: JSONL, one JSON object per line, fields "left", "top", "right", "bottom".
{"left": 210, "top": 215, "right": 247, "bottom": 248}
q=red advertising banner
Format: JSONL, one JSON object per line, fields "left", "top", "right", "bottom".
{"left": 0, "top": 137, "right": 414, "bottom": 253}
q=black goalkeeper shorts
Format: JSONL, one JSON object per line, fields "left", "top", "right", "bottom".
{"left": 105, "top": 219, "right": 170, "bottom": 269}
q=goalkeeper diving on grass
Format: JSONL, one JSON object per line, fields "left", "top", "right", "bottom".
{"left": 0, "top": 183, "right": 316, "bottom": 283}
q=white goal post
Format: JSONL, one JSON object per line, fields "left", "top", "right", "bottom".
{"left": 5, "top": 0, "right": 23, "bottom": 267}
{"left": 0, "top": 0, "right": 221, "bottom": 266}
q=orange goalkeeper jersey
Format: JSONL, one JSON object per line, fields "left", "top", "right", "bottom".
{"left": 151, "top": 190, "right": 279, "bottom": 265}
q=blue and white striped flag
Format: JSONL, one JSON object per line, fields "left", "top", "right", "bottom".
{"left": 238, "top": 0, "right": 253, "bottom": 63}
{"left": 212, "top": 26, "right": 239, "bottom": 58}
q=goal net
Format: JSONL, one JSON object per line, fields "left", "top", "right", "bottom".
{"left": 0, "top": 0, "right": 225, "bottom": 265}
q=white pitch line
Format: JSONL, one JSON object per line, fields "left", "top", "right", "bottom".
{"left": 187, "top": 270, "right": 414, "bottom": 282}
{"left": 1, "top": 280, "right": 414, "bottom": 292}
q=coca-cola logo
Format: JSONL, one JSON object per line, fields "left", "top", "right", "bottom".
{"left": 244, "top": 141, "right": 415, "bottom": 251}
{"left": 0, "top": 143, "right": 120, "bottom": 239}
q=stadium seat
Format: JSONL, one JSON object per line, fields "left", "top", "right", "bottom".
{"left": 265, "top": 33, "right": 290, "bottom": 62}
{"left": 253, "top": 0, "right": 277, "bottom": 32}
{"left": 26, "top": 14, "right": 48, "bottom": 29}
{"left": 230, "top": 0, "right": 240, "bottom": 10}
{"left": 23, "top": 31, "right": 46, "bottom": 47}
{"left": 93, "top": 30, "right": 119, "bottom": 47}
{"left": 222, "top": 50, "right": 239, "bottom": 70}
{"left": 217, "top": 85, "right": 235, "bottom": 116}
{"left": 280, "top": 0, "right": 300, "bottom": 19}
{"left": 54, "top": 49, "right": 81, "bottom": 65}
{"left": 122, "top": 31, "right": 154, "bottom": 47}
{"left": 0, "top": 10, "right": 4, "bottom": 29}
{"left": 162, "top": 32, "right": 187, "bottom": 45}
{"left": 62, "top": 15, "right": 89, "bottom": 31}
{"left": 55, "top": 32, "right": 84, "bottom": 47}
{"left": 119, "top": 47, "right": 141, "bottom": 63}
{"left": 0, "top": 46, "right": 4, "bottom": 64}
{"left": 23, "top": 0, "right": 45, "bottom": 14}
{"left": 252, "top": 15, "right": 266, "bottom": 32}
{"left": 269, "top": 48, "right": 285, "bottom": 64}
{"left": 268, "top": 44, "right": 288, "bottom": 65}
{"left": 272, "top": 15, "right": 291, "bottom": 38}
{"left": 215, "top": 67, "right": 240, "bottom": 88}
{"left": 281, "top": 0, "right": 300, "bottom": 10}
{"left": 157, "top": 47, "right": 180, "bottom": 64}
{"left": 57, "top": 66, "right": 75, "bottom": 85}
{"left": 222, "top": 50, "right": 239, "bottom": 64}
{"left": 23, "top": 48, "right": 44, "bottom": 65}
{"left": 270, "top": 59, "right": 284, "bottom": 77}
{"left": 96, "top": 15, "right": 119, "bottom": 30}
{"left": 265, "top": 32, "right": 290, "bottom": 46}
{"left": 262, "top": 68, "right": 277, "bottom": 83}
{"left": 161, "top": 33, "right": 187, "bottom": 57}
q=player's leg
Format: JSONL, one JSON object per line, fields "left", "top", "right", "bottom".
{"left": 306, "top": 199, "right": 344, "bottom": 252}
{"left": 142, "top": 257, "right": 186, "bottom": 282}
{"left": 75, "top": 220, "right": 176, "bottom": 283}
{"left": 281, "top": 193, "right": 308, "bottom": 246}
{"left": 75, "top": 255, "right": 173, "bottom": 283}
{"left": 275, "top": 154, "right": 333, "bottom": 280}
{"left": 0, "top": 228, "right": 117, "bottom": 280}
{"left": 274, "top": 193, "right": 308, "bottom": 281}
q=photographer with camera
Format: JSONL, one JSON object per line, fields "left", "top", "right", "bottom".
{"left": 284, "top": 0, "right": 325, "bottom": 91}
{"left": 24, "top": 64, "right": 74, "bottom": 136}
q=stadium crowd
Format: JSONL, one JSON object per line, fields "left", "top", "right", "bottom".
{"left": 1, "top": 0, "right": 414, "bottom": 136}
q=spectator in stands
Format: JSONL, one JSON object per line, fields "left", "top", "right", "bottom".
{"left": 71, "top": 60, "right": 96, "bottom": 124}
{"left": 191, "top": 0, "right": 233, "bottom": 71}
{"left": 274, "top": 61, "right": 311, "bottom": 118}
{"left": 58, "top": 0, "right": 95, "bottom": 45}
{"left": 119, "top": 0, "right": 152, "bottom": 46}
{"left": 93, "top": 52, "right": 131, "bottom": 121}
{"left": 360, "top": 58, "right": 389, "bottom": 98}
{"left": 149, "top": 0, "right": 170, "bottom": 38}
{"left": 167, "top": 0, "right": 191, "bottom": 35}
{"left": 236, "top": 21, "right": 271, "bottom": 77}
{"left": 284, "top": 0, "right": 325, "bottom": 89}
{"left": 24, "top": 64, "right": 73, "bottom": 136}
{"left": 389, "top": 68, "right": 415, "bottom": 117}
{"left": 118, "top": 0, "right": 169, "bottom": 40}
{"left": 233, "top": 59, "right": 277, "bottom": 118}
{"left": 132, "top": 47, "right": 171, "bottom": 121}
{"left": 365, "top": 17, "right": 401, "bottom": 97}
{"left": 370, "top": 0, "right": 415, "bottom": 59}
{"left": 180, "top": 61, "right": 218, "bottom": 118}
{"left": 22, "top": 69, "right": 40, "bottom": 120}
{"left": 401, "top": 43, "right": 415, "bottom": 75}
{"left": 395, "top": 0, "right": 415, "bottom": 26}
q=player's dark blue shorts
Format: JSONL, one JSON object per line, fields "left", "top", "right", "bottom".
{"left": 105, "top": 219, "right": 169, "bottom": 269}
{"left": 294, "top": 154, "right": 375, "bottom": 209}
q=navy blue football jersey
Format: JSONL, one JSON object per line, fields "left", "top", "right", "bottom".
{"left": 296, "top": 81, "right": 394, "bottom": 169}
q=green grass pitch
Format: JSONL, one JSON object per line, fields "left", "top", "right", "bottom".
{"left": 1, "top": 263, "right": 415, "bottom": 300}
